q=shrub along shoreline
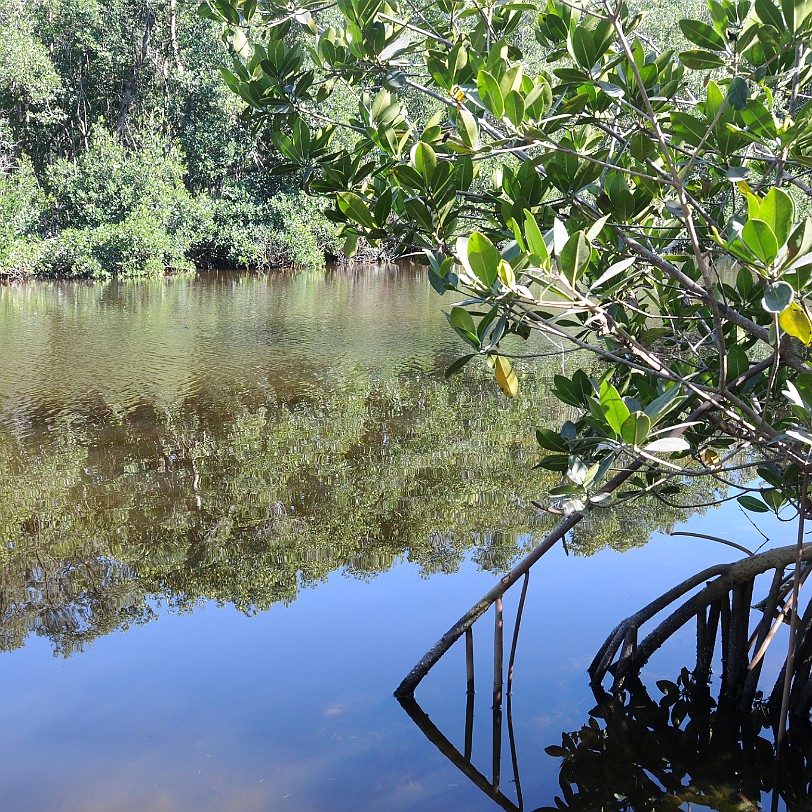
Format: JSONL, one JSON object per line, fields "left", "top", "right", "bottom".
{"left": 0, "top": 0, "right": 346, "bottom": 279}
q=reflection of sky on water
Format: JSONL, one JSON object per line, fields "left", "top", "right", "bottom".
{"left": 0, "top": 503, "right": 790, "bottom": 810}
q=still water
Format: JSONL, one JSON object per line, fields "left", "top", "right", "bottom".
{"left": 0, "top": 267, "right": 802, "bottom": 810}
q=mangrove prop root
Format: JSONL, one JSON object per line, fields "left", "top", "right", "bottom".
{"left": 394, "top": 512, "right": 581, "bottom": 698}
{"left": 590, "top": 543, "right": 812, "bottom": 690}
{"left": 394, "top": 459, "right": 656, "bottom": 698}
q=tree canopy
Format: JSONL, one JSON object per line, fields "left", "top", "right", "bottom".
{"left": 0, "top": 0, "right": 339, "bottom": 276}
{"left": 201, "top": 0, "right": 812, "bottom": 534}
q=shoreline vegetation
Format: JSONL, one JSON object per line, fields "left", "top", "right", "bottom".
{"left": 0, "top": 0, "right": 701, "bottom": 281}
{"left": 0, "top": 0, "right": 354, "bottom": 280}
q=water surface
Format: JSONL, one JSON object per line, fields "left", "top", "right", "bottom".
{"left": 0, "top": 267, "right": 798, "bottom": 810}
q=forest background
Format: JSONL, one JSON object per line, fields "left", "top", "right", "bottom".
{"left": 0, "top": 0, "right": 351, "bottom": 277}
{"left": 0, "top": 0, "right": 696, "bottom": 278}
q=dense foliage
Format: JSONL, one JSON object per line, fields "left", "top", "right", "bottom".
{"left": 202, "top": 0, "right": 812, "bottom": 528}
{"left": 0, "top": 0, "right": 339, "bottom": 276}
{"left": 205, "top": 0, "right": 812, "bottom": 732}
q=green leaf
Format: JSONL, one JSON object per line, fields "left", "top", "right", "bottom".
{"left": 726, "top": 345, "right": 749, "bottom": 381}
{"left": 403, "top": 197, "right": 434, "bottom": 232}
{"left": 504, "top": 90, "right": 525, "bottom": 127}
{"left": 535, "top": 454, "right": 569, "bottom": 472}
{"left": 759, "top": 187, "right": 794, "bottom": 248}
{"left": 523, "top": 210, "right": 549, "bottom": 263}
{"left": 411, "top": 141, "right": 437, "bottom": 182}
{"left": 679, "top": 50, "right": 726, "bottom": 69}
{"left": 343, "top": 233, "right": 359, "bottom": 257}
{"left": 560, "top": 231, "right": 591, "bottom": 284}
{"left": 679, "top": 19, "right": 727, "bottom": 50}
{"left": 599, "top": 381, "right": 631, "bottom": 436}
{"left": 448, "top": 305, "right": 477, "bottom": 335}
{"left": 755, "top": 0, "right": 785, "bottom": 29}
{"left": 477, "top": 70, "right": 504, "bottom": 118}
{"left": 670, "top": 111, "right": 710, "bottom": 147}
{"left": 553, "top": 372, "right": 592, "bottom": 407}
{"left": 570, "top": 26, "right": 597, "bottom": 69}
{"left": 536, "top": 428, "right": 568, "bottom": 453}
{"left": 457, "top": 107, "right": 479, "bottom": 148}
{"left": 590, "top": 257, "right": 635, "bottom": 290}
{"left": 762, "top": 280, "right": 795, "bottom": 313}
{"left": 742, "top": 218, "right": 779, "bottom": 264}
{"left": 444, "top": 353, "right": 477, "bottom": 378}
{"left": 742, "top": 98, "right": 777, "bottom": 138}
{"left": 621, "top": 411, "right": 651, "bottom": 445}
{"left": 788, "top": 218, "right": 812, "bottom": 263}
{"left": 499, "top": 64, "right": 523, "bottom": 97}
{"left": 468, "top": 232, "right": 500, "bottom": 287}
{"left": 337, "top": 192, "right": 375, "bottom": 229}
{"left": 738, "top": 494, "right": 770, "bottom": 512}
{"left": 727, "top": 77, "right": 748, "bottom": 110}
{"left": 524, "top": 79, "right": 552, "bottom": 118}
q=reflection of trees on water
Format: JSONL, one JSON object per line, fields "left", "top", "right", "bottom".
{"left": 544, "top": 673, "right": 812, "bottom": 811}
{"left": 0, "top": 367, "right": 709, "bottom": 656}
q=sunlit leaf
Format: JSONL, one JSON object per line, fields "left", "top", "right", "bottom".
{"left": 599, "top": 381, "right": 630, "bottom": 436}
{"left": 337, "top": 192, "right": 374, "bottom": 229}
{"left": 742, "top": 218, "right": 778, "bottom": 264}
{"left": 779, "top": 302, "right": 812, "bottom": 344}
{"left": 621, "top": 411, "right": 651, "bottom": 445}
{"left": 679, "top": 19, "right": 727, "bottom": 50}
{"left": 644, "top": 437, "right": 690, "bottom": 453}
{"left": 468, "top": 232, "right": 500, "bottom": 287}
{"left": 493, "top": 355, "right": 519, "bottom": 397}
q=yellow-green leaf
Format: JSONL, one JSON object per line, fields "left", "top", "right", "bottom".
{"left": 779, "top": 302, "right": 812, "bottom": 345}
{"left": 493, "top": 355, "right": 518, "bottom": 397}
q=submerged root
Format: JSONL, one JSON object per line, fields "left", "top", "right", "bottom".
{"left": 590, "top": 542, "right": 812, "bottom": 720}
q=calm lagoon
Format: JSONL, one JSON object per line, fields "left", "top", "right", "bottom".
{"left": 0, "top": 267, "right": 797, "bottom": 810}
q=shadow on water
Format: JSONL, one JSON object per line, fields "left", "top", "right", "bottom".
{"left": 397, "top": 546, "right": 812, "bottom": 811}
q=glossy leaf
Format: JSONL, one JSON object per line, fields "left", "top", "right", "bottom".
{"left": 621, "top": 411, "right": 651, "bottom": 445}
{"left": 762, "top": 280, "right": 794, "bottom": 313}
{"left": 468, "top": 232, "right": 500, "bottom": 287}
{"left": 477, "top": 70, "right": 504, "bottom": 118}
{"left": 779, "top": 302, "right": 812, "bottom": 344}
{"left": 738, "top": 494, "right": 770, "bottom": 512}
{"left": 411, "top": 141, "right": 437, "bottom": 181}
{"left": 536, "top": 428, "right": 568, "bottom": 453}
{"left": 759, "top": 187, "right": 794, "bottom": 248}
{"left": 504, "top": 90, "right": 525, "bottom": 127}
{"left": 599, "top": 381, "right": 630, "bottom": 436}
{"left": 337, "top": 192, "right": 375, "bottom": 229}
{"left": 679, "top": 19, "right": 727, "bottom": 50}
{"left": 493, "top": 355, "right": 519, "bottom": 397}
{"left": 560, "top": 231, "right": 590, "bottom": 285}
{"left": 742, "top": 218, "right": 778, "bottom": 264}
